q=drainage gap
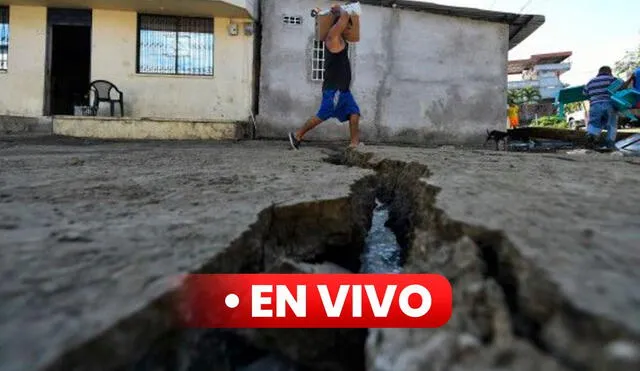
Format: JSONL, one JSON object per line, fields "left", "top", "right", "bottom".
{"left": 360, "top": 199, "right": 402, "bottom": 273}
{"left": 335, "top": 149, "right": 640, "bottom": 371}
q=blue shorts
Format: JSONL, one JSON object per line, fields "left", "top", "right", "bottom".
{"left": 316, "top": 89, "right": 361, "bottom": 122}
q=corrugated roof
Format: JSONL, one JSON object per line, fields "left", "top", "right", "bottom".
{"left": 358, "top": 0, "right": 545, "bottom": 50}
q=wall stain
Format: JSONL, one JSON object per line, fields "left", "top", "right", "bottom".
{"left": 373, "top": 10, "right": 398, "bottom": 141}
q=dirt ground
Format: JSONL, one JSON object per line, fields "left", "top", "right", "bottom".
{"left": 1, "top": 136, "right": 639, "bottom": 371}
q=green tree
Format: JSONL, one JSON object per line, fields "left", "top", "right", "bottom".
{"left": 508, "top": 87, "right": 541, "bottom": 106}
{"left": 614, "top": 43, "right": 640, "bottom": 78}
{"left": 521, "top": 86, "right": 542, "bottom": 104}
{"left": 507, "top": 89, "right": 524, "bottom": 106}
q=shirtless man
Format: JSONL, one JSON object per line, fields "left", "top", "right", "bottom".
{"left": 288, "top": 4, "right": 361, "bottom": 150}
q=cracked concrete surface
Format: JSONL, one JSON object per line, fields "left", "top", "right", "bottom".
{"left": 1, "top": 138, "right": 639, "bottom": 371}
{"left": 349, "top": 146, "right": 640, "bottom": 336}
{"left": 0, "top": 139, "right": 372, "bottom": 371}
{"left": 344, "top": 147, "right": 640, "bottom": 371}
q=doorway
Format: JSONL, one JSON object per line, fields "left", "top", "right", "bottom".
{"left": 45, "top": 9, "right": 92, "bottom": 116}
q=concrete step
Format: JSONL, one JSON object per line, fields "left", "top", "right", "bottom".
{"left": 52, "top": 116, "right": 251, "bottom": 141}
{"left": 0, "top": 115, "right": 53, "bottom": 135}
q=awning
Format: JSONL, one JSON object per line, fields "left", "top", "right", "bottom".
{"left": 0, "top": 0, "right": 256, "bottom": 19}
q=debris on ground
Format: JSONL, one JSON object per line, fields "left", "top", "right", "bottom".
{"left": 616, "top": 133, "right": 640, "bottom": 156}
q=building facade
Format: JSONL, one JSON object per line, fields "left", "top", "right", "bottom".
{"left": 1, "top": 0, "right": 545, "bottom": 144}
{"left": 508, "top": 52, "right": 572, "bottom": 101}
{"left": 256, "top": 0, "right": 544, "bottom": 145}
{"left": 0, "top": 1, "right": 257, "bottom": 132}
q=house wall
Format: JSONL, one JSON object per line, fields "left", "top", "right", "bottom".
{"left": 257, "top": 0, "right": 509, "bottom": 144}
{"left": 537, "top": 70, "right": 565, "bottom": 100}
{"left": 91, "top": 9, "right": 255, "bottom": 121}
{"left": 508, "top": 62, "right": 570, "bottom": 101}
{"left": 0, "top": 6, "right": 254, "bottom": 122}
{"left": 0, "top": 5, "right": 46, "bottom": 116}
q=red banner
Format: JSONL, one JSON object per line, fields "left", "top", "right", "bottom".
{"left": 178, "top": 274, "right": 452, "bottom": 328}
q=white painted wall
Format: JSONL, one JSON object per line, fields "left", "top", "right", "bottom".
{"left": 91, "top": 9, "right": 255, "bottom": 121}
{"left": 0, "top": 5, "right": 46, "bottom": 116}
{"left": 0, "top": 6, "right": 254, "bottom": 122}
{"left": 257, "top": 0, "right": 509, "bottom": 144}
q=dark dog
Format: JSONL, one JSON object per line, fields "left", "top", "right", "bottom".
{"left": 485, "top": 129, "right": 509, "bottom": 151}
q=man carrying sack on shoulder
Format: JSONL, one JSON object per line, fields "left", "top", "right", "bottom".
{"left": 289, "top": 2, "right": 362, "bottom": 150}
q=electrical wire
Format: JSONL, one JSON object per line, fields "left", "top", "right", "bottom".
{"left": 519, "top": 0, "right": 534, "bottom": 13}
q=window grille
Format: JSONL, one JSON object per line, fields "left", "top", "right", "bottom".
{"left": 311, "top": 40, "right": 353, "bottom": 81}
{"left": 137, "top": 14, "right": 214, "bottom": 76}
{"left": 0, "top": 7, "right": 9, "bottom": 71}
{"left": 311, "top": 40, "right": 325, "bottom": 81}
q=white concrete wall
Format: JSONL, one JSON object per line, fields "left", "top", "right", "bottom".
{"left": 0, "top": 6, "right": 254, "bottom": 121}
{"left": 537, "top": 70, "right": 565, "bottom": 100}
{"left": 257, "top": 0, "right": 509, "bottom": 144}
{"left": 91, "top": 9, "right": 255, "bottom": 121}
{"left": 0, "top": 5, "right": 46, "bottom": 116}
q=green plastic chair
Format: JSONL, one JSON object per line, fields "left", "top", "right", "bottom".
{"left": 609, "top": 79, "right": 639, "bottom": 122}
{"left": 555, "top": 85, "right": 587, "bottom": 118}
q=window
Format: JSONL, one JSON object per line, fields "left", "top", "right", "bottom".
{"left": 311, "top": 40, "right": 353, "bottom": 81}
{"left": 137, "top": 14, "right": 214, "bottom": 76}
{"left": 311, "top": 40, "right": 325, "bottom": 81}
{"left": 0, "top": 7, "right": 8, "bottom": 71}
{"left": 283, "top": 15, "right": 302, "bottom": 25}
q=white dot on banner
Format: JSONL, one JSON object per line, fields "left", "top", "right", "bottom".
{"left": 225, "top": 293, "right": 240, "bottom": 309}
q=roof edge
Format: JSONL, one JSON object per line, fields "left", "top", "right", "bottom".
{"left": 357, "top": 1, "right": 545, "bottom": 50}
{"left": 508, "top": 14, "right": 545, "bottom": 50}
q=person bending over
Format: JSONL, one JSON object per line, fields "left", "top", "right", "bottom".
{"left": 289, "top": 5, "right": 361, "bottom": 150}
{"left": 583, "top": 66, "right": 623, "bottom": 149}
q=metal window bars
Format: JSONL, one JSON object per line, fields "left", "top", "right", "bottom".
{"left": 311, "top": 40, "right": 325, "bottom": 81}
{"left": 311, "top": 40, "right": 353, "bottom": 82}
{"left": 137, "top": 14, "right": 213, "bottom": 76}
{"left": 0, "top": 7, "right": 8, "bottom": 71}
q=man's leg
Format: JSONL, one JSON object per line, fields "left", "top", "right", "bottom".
{"left": 335, "top": 90, "right": 361, "bottom": 147}
{"left": 348, "top": 113, "right": 360, "bottom": 147}
{"left": 295, "top": 116, "right": 323, "bottom": 141}
{"left": 288, "top": 90, "right": 336, "bottom": 149}
{"left": 289, "top": 116, "right": 323, "bottom": 150}
{"left": 605, "top": 104, "right": 618, "bottom": 148}
{"left": 586, "top": 103, "right": 605, "bottom": 149}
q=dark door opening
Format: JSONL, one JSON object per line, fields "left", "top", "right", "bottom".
{"left": 45, "top": 9, "right": 92, "bottom": 116}
{"left": 49, "top": 25, "right": 91, "bottom": 115}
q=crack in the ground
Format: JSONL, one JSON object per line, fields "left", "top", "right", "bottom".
{"left": 337, "top": 149, "right": 640, "bottom": 371}
{"left": 43, "top": 191, "right": 374, "bottom": 371}
{"left": 41, "top": 148, "right": 639, "bottom": 371}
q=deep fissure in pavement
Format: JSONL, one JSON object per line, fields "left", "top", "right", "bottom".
{"left": 120, "top": 164, "right": 411, "bottom": 371}
{"left": 341, "top": 150, "right": 640, "bottom": 371}
{"left": 473, "top": 234, "right": 547, "bottom": 349}
{"left": 45, "top": 149, "right": 639, "bottom": 371}
{"left": 118, "top": 178, "right": 383, "bottom": 371}
{"left": 342, "top": 151, "right": 578, "bottom": 369}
